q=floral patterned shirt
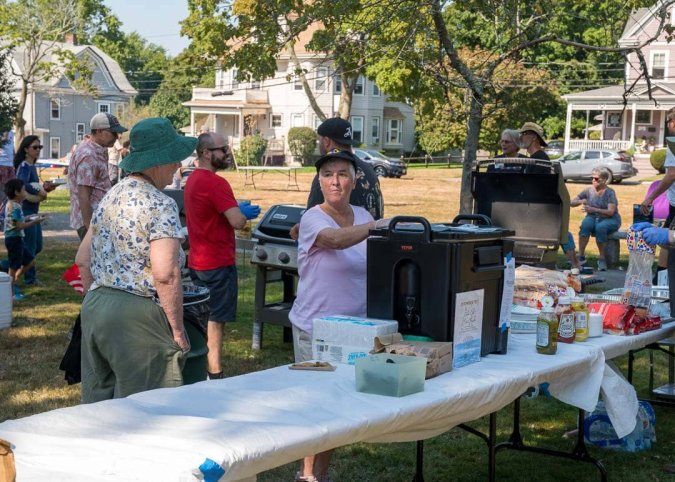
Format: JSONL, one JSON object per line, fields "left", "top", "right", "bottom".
{"left": 89, "top": 177, "right": 185, "bottom": 298}
{"left": 68, "top": 137, "right": 111, "bottom": 230}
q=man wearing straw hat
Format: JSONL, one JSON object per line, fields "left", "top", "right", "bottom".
{"left": 76, "top": 118, "right": 196, "bottom": 402}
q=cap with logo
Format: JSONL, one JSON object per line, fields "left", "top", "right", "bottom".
{"left": 519, "top": 122, "right": 547, "bottom": 147}
{"left": 317, "top": 117, "right": 358, "bottom": 146}
{"left": 90, "top": 113, "right": 127, "bottom": 133}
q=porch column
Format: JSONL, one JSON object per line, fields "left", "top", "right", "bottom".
{"left": 190, "top": 111, "right": 195, "bottom": 136}
{"left": 584, "top": 109, "right": 590, "bottom": 140}
{"left": 630, "top": 103, "right": 637, "bottom": 145}
{"left": 238, "top": 111, "right": 244, "bottom": 138}
{"left": 564, "top": 102, "right": 573, "bottom": 153}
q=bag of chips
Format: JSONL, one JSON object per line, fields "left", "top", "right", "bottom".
{"left": 622, "top": 227, "right": 655, "bottom": 308}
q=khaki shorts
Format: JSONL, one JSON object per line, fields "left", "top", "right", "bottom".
{"left": 292, "top": 325, "right": 313, "bottom": 363}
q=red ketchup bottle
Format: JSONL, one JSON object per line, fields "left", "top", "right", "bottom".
{"left": 556, "top": 296, "right": 576, "bottom": 344}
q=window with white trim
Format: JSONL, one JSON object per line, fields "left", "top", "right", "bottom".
{"left": 372, "top": 83, "right": 381, "bottom": 96}
{"left": 76, "top": 123, "right": 85, "bottom": 142}
{"left": 354, "top": 76, "right": 364, "bottom": 95}
{"left": 314, "top": 115, "right": 322, "bottom": 130}
{"left": 350, "top": 115, "right": 364, "bottom": 144}
{"left": 315, "top": 67, "right": 328, "bottom": 91}
{"left": 50, "top": 99, "right": 60, "bottom": 120}
{"left": 293, "top": 77, "right": 303, "bottom": 91}
{"left": 49, "top": 137, "right": 60, "bottom": 159}
{"left": 231, "top": 69, "right": 239, "bottom": 90}
{"left": 97, "top": 103, "right": 110, "bottom": 114}
{"left": 250, "top": 79, "right": 261, "bottom": 89}
{"left": 371, "top": 117, "right": 380, "bottom": 144}
{"left": 271, "top": 114, "right": 282, "bottom": 128}
{"left": 636, "top": 110, "right": 652, "bottom": 125}
{"left": 334, "top": 75, "right": 342, "bottom": 94}
{"left": 651, "top": 52, "right": 667, "bottom": 79}
{"left": 291, "top": 114, "right": 304, "bottom": 127}
{"left": 386, "top": 119, "right": 402, "bottom": 144}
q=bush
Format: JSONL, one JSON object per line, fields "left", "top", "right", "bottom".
{"left": 235, "top": 134, "right": 268, "bottom": 166}
{"left": 287, "top": 127, "right": 317, "bottom": 164}
{"left": 651, "top": 149, "right": 667, "bottom": 174}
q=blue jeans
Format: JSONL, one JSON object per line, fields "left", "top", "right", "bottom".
{"left": 579, "top": 215, "right": 620, "bottom": 243}
{"left": 23, "top": 223, "right": 42, "bottom": 283}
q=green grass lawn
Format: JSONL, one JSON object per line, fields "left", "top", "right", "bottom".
{"left": 1, "top": 237, "right": 674, "bottom": 481}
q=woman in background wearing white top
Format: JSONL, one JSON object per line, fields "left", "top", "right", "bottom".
{"left": 289, "top": 149, "right": 385, "bottom": 482}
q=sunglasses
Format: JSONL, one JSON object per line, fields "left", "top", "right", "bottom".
{"left": 208, "top": 146, "right": 229, "bottom": 154}
{"left": 30, "top": 145, "right": 43, "bottom": 150}
{"left": 591, "top": 176, "right": 602, "bottom": 181}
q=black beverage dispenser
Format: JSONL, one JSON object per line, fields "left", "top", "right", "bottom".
{"left": 367, "top": 215, "right": 514, "bottom": 356}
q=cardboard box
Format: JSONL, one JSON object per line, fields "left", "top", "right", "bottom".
{"left": 355, "top": 353, "right": 426, "bottom": 397}
{"left": 373, "top": 333, "right": 453, "bottom": 379}
{"left": 312, "top": 315, "right": 399, "bottom": 365}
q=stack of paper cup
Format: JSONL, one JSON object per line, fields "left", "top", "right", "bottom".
{"left": 589, "top": 312, "right": 603, "bottom": 337}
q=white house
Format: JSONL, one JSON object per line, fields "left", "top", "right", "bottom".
{"left": 184, "top": 29, "right": 415, "bottom": 162}
{"left": 563, "top": 1, "right": 675, "bottom": 153}
{"left": 8, "top": 34, "right": 137, "bottom": 158}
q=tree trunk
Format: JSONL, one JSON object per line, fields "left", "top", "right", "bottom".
{"left": 459, "top": 92, "right": 484, "bottom": 214}
{"left": 14, "top": 80, "right": 28, "bottom": 148}
{"left": 337, "top": 71, "right": 355, "bottom": 120}
{"left": 288, "top": 43, "right": 327, "bottom": 122}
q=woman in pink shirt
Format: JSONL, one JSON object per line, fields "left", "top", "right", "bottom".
{"left": 289, "top": 149, "right": 381, "bottom": 482}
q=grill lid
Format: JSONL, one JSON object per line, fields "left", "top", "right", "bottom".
{"left": 369, "top": 215, "right": 514, "bottom": 242}
{"left": 252, "top": 204, "right": 305, "bottom": 245}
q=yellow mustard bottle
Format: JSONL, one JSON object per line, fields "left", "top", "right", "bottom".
{"left": 571, "top": 296, "right": 589, "bottom": 342}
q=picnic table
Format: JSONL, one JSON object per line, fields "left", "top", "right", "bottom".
{"left": 238, "top": 165, "right": 301, "bottom": 190}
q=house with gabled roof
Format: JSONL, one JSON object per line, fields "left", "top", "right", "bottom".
{"left": 562, "top": 1, "right": 675, "bottom": 153}
{"left": 183, "top": 25, "right": 415, "bottom": 161}
{"left": 8, "top": 34, "right": 136, "bottom": 158}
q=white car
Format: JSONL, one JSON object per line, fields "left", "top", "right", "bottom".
{"left": 557, "top": 149, "right": 637, "bottom": 184}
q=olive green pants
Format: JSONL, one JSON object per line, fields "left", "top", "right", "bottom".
{"left": 81, "top": 287, "right": 184, "bottom": 403}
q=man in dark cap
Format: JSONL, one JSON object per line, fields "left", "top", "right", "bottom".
{"left": 308, "top": 117, "right": 383, "bottom": 219}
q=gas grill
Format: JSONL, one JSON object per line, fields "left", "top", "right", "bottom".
{"left": 471, "top": 158, "right": 570, "bottom": 266}
{"left": 250, "top": 204, "right": 305, "bottom": 349}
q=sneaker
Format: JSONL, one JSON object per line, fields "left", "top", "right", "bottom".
{"left": 579, "top": 256, "right": 587, "bottom": 266}
{"left": 14, "top": 291, "right": 25, "bottom": 301}
{"left": 597, "top": 259, "right": 607, "bottom": 271}
{"left": 295, "top": 473, "right": 319, "bottom": 482}
{"left": 207, "top": 371, "right": 225, "bottom": 380}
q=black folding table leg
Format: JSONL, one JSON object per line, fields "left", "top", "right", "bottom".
{"left": 412, "top": 440, "right": 424, "bottom": 482}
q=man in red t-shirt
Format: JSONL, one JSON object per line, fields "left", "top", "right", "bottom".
{"left": 184, "top": 132, "right": 260, "bottom": 378}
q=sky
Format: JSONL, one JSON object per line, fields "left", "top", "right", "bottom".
{"left": 102, "top": 0, "right": 190, "bottom": 56}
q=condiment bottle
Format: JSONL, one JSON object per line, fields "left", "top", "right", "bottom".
{"left": 556, "top": 296, "right": 576, "bottom": 343}
{"left": 571, "top": 296, "right": 590, "bottom": 342}
{"left": 536, "top": 298, "right": 558, "bottom": 354}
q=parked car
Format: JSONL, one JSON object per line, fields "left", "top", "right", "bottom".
{"left": 556, "top": 149, "right": 637, "bottom": 184}
{"left": 353, "top": 149, "right": 407, "bottom": 178}
{"left": 544, "top": 140, "right": 564, "bottom": 158}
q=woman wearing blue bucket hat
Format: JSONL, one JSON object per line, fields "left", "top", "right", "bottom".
{"left": 76, "top": 118, "right": 197, "bottom": 403}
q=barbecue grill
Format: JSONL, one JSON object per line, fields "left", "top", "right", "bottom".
{"left": 471, "top": 158, "right": 570, "bottom": 266}
{"left": 250, "top": 204, "right": 305, "bottom": 349}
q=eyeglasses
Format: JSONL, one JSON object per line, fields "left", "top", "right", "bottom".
{"left": 30, "top": 145, "right": 43, "bottom": 150}
{"left": 591, "top": 176, "right": 602, "bottom": 181}
{"left": 208, "top": 146, "right": 229, "bottom": 154}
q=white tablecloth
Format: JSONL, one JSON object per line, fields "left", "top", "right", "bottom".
{"left": 2, "top": 327, "right": 673, "bottom": 482}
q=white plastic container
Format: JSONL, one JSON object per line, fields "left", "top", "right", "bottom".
{"left": 312, "top": 315, "right": 398, "bottom": 364}
{"left": 0, "top": 272, "right": 12, "bottom": 329}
